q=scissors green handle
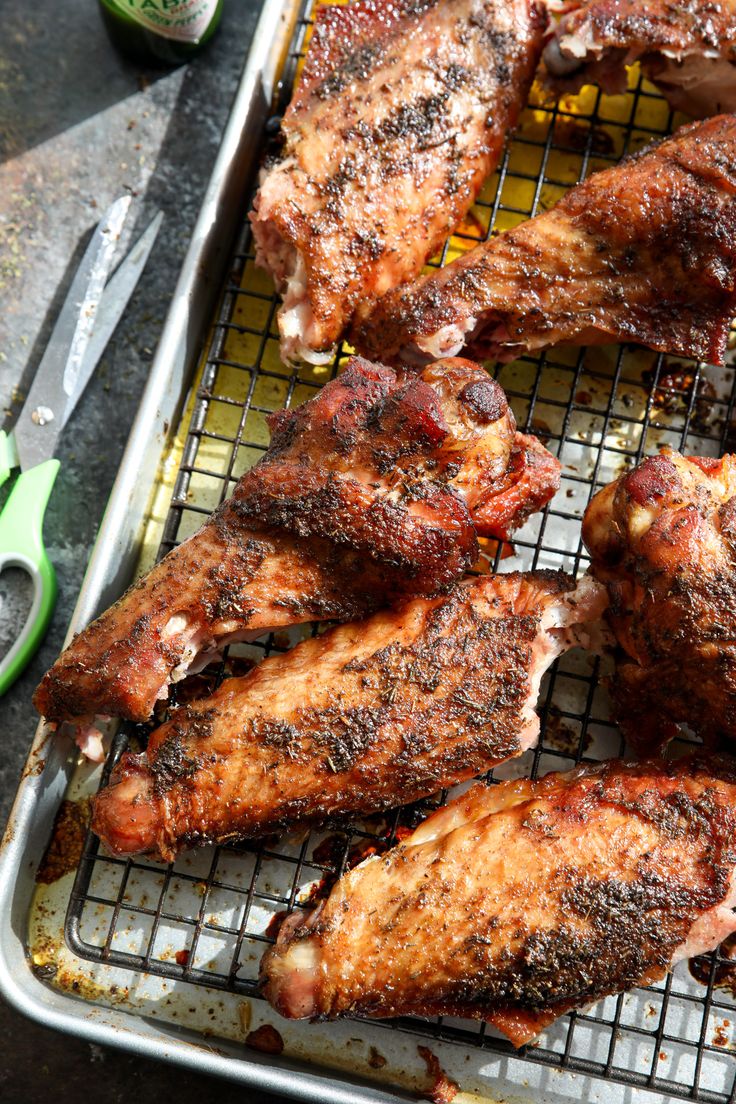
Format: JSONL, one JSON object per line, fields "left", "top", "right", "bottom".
{"left": 0, "top": 431, "right": 59, "bottom": 695}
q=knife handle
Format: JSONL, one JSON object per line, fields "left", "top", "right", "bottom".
{"left": 0, "top": 459, "right": 60, "bottom": 696}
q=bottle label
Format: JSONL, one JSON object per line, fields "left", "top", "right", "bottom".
{"left": 107, "top": 0, "right": 218, "bottom": 43}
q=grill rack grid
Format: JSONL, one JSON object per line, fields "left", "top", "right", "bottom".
{"left": 66, "top": 5, "right": 736, "bottom": 1100}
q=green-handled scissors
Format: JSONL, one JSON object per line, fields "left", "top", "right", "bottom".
{"left": 0, "top": 196, "right": 163, "bottom": 696}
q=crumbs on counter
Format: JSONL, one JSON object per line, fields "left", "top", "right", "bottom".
{"left": 36, "top": 798, "right": 91, "bottom": 885}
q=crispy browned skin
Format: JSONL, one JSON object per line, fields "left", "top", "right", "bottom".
{"left": 543, "top": 0, "right": 736, "bottom": 118}
{"left": 250, "top": 0, "right": 547, "bottom": 364}
{"left": 353, "top": 115, "right": 736, "bottom": 368}
{"left": 474, "top": 432, "right": 562, "bottom": 538}
{"left": 261, "top": 755, "right": 736, "bottom": 1045}
{"left": 35, "top": 356, "right": 560, "bottom": 727}
{"left": 90, "top": 571, "right": 605, "bottom": 861}
{"left": 583, "top": 449, "right": 736, "bottom": 752}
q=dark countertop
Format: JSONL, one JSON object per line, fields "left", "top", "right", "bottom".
{"left": 0, "top": 2, "right": 287, "bottom": 1100}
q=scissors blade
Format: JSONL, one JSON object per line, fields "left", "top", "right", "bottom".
{"left": 13, "top": 196, "right": 131, "bottom": 472}
{"left": 64, "top": 210, "right": 163, "bottom": 423}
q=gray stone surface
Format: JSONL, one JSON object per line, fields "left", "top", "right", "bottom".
{"left": 0, "top": 0, "right": 253, "bottom": 822}
{"left": 0, "top": 1, "right": 285, "bottom": 1099}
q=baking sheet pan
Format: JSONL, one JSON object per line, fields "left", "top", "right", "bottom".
{"left": 2, "top": 2, "right": 736, "bottom": 1102}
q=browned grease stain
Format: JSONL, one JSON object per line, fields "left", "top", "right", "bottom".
{"left": 417, "top": 1045, "right": 459, "bottom": 1104}
{"left": 311, "top": 832, "right": 348, "bottom": 869}
{"left": 36, "top": 798, "right": 90, "bottom": 885}
{"left": 531, "top": 417, "right": 551, "bottom": 446}
{"left": 553, "top": 118, "right": 615, "bottom": 155}
{"left": 543, "top": 706, "right": 592, "bottom": 758}
{"left": 643, "top": 361, "right": 716, "bottom": 436}
{"left": 265, "top": 909, "right": 291, "bottom": 941}
{"left": 245, "top": 1024, "right": 284, "bottom": 1055}
{"left": 368, "top": 1046, "right": 387, "bottom": 1069}
{"left": 689, "top": 934, "right": 736, "bottom": 996}
{"left": 712, "top": 1020, "right": 731, "bottom": 1048}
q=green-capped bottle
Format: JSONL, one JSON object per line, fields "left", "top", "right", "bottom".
{"left": 99, "top": 0, "right": 223, "bottom": 65}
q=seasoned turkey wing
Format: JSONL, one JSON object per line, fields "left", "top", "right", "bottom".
{"left": 34, "top": 357, "right": 560, "bottom": 728}
{"left": 583, "top": 449, "right": 736, "bottom": 752}
{"left": 353, "top": 115, "right": 736, "bottom": 369}
{"left": 475, "top": 432, "right": 563, "bottom": 537}
{"left": 90, "top": 572, "right": 605, "bottom": 861}
{"left": 543, "top": 0, "right": 736, "bottom": 119}
{"left": 250, "top": 0, "right": 547, "bottom": 365}
{"left": 261, "top": 755, "right": 736, "bottom": 1046}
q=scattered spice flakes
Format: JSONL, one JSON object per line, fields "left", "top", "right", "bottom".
{"left": 417, "top": 1046, "right": 458, "bottom": 1104}
{"left": 36, "top": 799, "right": 91, "bottom": 884}
{"left": 368, "top": 1046, "right": 387, "bottom": 1069}
{"left": 245, "top": 1024, "right": 284, "bottom": 1055}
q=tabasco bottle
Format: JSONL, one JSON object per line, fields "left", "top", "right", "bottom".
{"left": 99, "top": 0, "right": 223, "bottom": 65}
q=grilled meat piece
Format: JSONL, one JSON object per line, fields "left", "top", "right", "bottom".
{"left": 250, "top": 0, "right": 547, "bottom": 365}
{"left": 35, "top": 357, "right": 560, "bottom": 728}
{"left": 353, "top": 115, "right": 736, "bottom": 368}
{"left": 543, "top": 0, "right": 736, "bottom": 118}
{"left": 91, "top": 572, "right": 605, "bottom": 861}
{"left": 583, "top": 449, "right": 736, "bottom": 752}
{"left": 261, "top": 755, "right": 736, "bottom": 1045}
{"left": 474, "top": 432, "right": 563, "bottom": 538}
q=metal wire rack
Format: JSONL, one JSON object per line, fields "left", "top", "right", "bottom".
{"left": 65, "top": 3, "right": 736, "bottom": 1100}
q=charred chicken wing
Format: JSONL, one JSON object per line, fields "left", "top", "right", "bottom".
{"left": 91, "top": 572, "right": 605, "bottom": 861}
{"left": 583, "top": 449, "right": 736, "bottom": 751}
{"left": 35, "top": 357, "right": 560, "bottom": 729}
{"left": 250, "top": 0, "right": 547, "bottom": 364}
{"left": 262, "top": 755, "right": 736, "bottom": 1045}
{"left": 353, "top": 115, "right": 736, "bottom": 369}
{"left": 543, "top": 0, "right": 736, "bottom": 118}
